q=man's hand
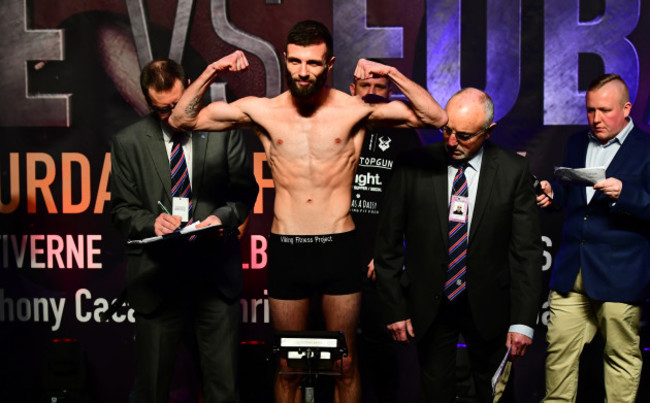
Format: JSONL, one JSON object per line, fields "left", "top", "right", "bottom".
{"left": 196, "top": 215, "right": 222, "bottom": 228}
{"left": 594, "top": 177, "right": 623, "bottom": 200}
{"left": 387, "top": 319, "right": 415, "bottom": 342}
{"left": 154, "top": 213, "right": 182, "bottom": 236}
{"left": 209, "top": 50, "right": 249, "bottom": 75}
{"left": 366, "top": 259, "right": 376, "bottom": 281}
{"left": 354, "top": 58, "right": 393, "bottom": 81}
{"left": 506, "top": 332, "right": 532, "bottom": 358}
{"left": 194, "top": 51, "right": 250, "bottom": 90}
{"left": 536, "top": 180, "right": 553, "bottom": 208}
{"left": 358, "top": 58, "right": 447, "bottom": 129}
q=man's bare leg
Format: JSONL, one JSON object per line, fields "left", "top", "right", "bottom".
{"left": 269, "top": 297, "right": 310, "bottom": 403}
{"left": 322, "top": 292, "right": 362, "bottom": 403}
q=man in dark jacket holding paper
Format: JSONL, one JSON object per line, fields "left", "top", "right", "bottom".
{"left": 110, "top": 58, "right": 258, "bottom": 402}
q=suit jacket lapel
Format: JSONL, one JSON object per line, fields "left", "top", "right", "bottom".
{"left": 591, "top": 126, "right": 639, "bottom": 204}
{"left": 434, "top": 169, "right": 449, "bottom": 244}
{"left": 143, "top": 117, "right": 173, "bottom": 203}
{"left": 470, "top": 143, "right": 497, "bottom": 238}
{"left": 431, "top": 143, "right": 451, "bottom": 243}
{"left": 574, "top": 133, "right": 590, "bottom": 205}
{"left": 605, "top": 126, "right": 638, "bottom": 176}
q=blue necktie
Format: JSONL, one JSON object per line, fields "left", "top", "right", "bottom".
{"left": 445, "top": 165, "right": 468, "bottom": 300}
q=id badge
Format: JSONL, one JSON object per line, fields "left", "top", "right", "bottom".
{"left": 172, "top": 197, "right": 190, "bottom": 222}
{"left": 449, "top": 195, "right": 468, "bottom": 223}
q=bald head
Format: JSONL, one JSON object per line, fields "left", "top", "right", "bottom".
{"left": 447, "top": 88, "right": 494, "bottom": 130}
{"left": 443, "top": 88, "right": 495, "bottom": 162}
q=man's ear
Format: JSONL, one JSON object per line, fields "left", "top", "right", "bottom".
{"left": 623, "top": 101, "right": 632, "bottom": 118}
{"left": 327, "top": 56, "right": 336, "bottom": 71}
{"left": 484, "top": 122, "right": 496, "bottom": 140}
{"left": 349, "top": 82, "right": 356, "bottom": 96}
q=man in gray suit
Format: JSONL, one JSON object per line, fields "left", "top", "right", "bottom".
{"left": 110, "top": 58, "right": 258, "bottom": 402}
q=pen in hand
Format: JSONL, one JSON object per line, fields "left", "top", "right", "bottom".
{"left": 157, "top": 200, "right": 171, "bottom": 215}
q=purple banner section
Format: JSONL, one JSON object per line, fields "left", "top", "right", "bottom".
{"left": 426, "top": 0, "right": 521, "bottom": 121}
{"left": 544, "top": 0, "right": 640, "bottom": 125}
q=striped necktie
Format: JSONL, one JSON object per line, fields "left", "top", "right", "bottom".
{"left": 170, "top": 133, "right": 193, "bottom": 226}
{"left": 445, "top": 165, "right": 468, "bottom": 301}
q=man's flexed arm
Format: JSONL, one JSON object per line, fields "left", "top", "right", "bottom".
{"left": 355, "top": 58, "right": 448, "bottom": 129}
{"left": 169, "top": 51, "right": 251, "bottom": 132}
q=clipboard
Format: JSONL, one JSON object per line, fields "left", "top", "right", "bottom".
{"left": 126, "top": 222, "right": 229, "bottom": 245}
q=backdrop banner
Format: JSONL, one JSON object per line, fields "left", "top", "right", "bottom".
{"left": 1, "top": 0, "right": 649, "bottom": 401}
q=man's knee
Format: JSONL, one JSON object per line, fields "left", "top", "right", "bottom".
{"left": 335, "top": 354, "right": 358, "bottom": 380}
{"left": 276, "top": 371, "right": 302, "bottom": 388}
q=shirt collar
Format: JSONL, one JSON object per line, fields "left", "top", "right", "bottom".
{"left": 466, "top": 147, "right": 483, "bottom": 172}
{"left": 162, "top": 123, "right": 191, "bottom": 144}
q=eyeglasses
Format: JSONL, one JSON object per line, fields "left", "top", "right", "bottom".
{"left": 151, "top": 102, "right": 177, "bottom": 115}
{"left": 440, "top": 126, "right": 488, "bottom": 141}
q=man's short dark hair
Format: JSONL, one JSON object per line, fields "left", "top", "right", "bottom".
{"left": 588, "top": 73, "right": 630, "bottom": 104}
{"left": 286, "top": 20, "right": 333, "bottom": 60}
{"left": 140, "top": 58, "right": 187, "bottom": 104}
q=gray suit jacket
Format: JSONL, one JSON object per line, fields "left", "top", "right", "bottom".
{"left": 375, "top": 141, "right": 543, "bottom": 341}
{"left": 110, "top": 114, "right": 259, "bottom": 313}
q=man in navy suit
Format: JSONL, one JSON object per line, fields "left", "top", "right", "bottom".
{"left": 538, "top": 74, "right": 650, "bottom": 402}
{"left": 111, "top": 59, "right": 258, "bottom": 402}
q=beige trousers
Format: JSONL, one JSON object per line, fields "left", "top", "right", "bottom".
{"left": 543, "top": 270, "right": 642, "bottom": 403}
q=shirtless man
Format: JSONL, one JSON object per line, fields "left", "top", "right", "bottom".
{"left": 169, "top": 20, "right": 447, "bottom": 403}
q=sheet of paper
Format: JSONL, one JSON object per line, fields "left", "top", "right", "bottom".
{"left": 554, "top": 166, "right": 606, "bottom": 186}
{"left": 179, "top": 221, "right": 202, "bottom": 234}
{"left": 491, "top": 346, "right": 511, "bottom": 396}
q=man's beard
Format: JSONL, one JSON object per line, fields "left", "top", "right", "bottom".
{"left": 287, "top": 68, "right": 328, "bottom": 99}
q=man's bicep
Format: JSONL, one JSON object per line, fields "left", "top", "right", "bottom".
{"left": 368, "top": 100, "right": 420, "bottom": 128}
{"left": 198, "top": 99, "right": 252, "bottom": 130}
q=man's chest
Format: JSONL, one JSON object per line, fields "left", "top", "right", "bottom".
{"left": 261, "top": 114, "right": 363, "bottom": 158}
